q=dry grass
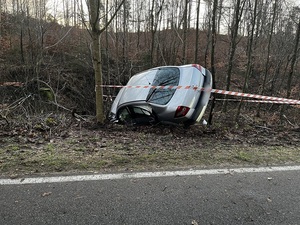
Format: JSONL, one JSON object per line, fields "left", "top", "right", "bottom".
{"left": 1, "top": 118, "right": 300, "bottom": 177}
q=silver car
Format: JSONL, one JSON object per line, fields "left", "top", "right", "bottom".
{"left": 109, "top": 64, "right": 212, "bottom": 126}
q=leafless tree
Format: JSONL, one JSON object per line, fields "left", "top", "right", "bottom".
{"left": 222, "top": 0, "right": 246, "bottom": 112}
{"left": 256, "top": 0, "right": 279, "bottom": 117}
{"left": 182, "top": 0, "right": 189, "bottom": 64}
{"left": 207, "top": 0, "right": 218, "bottom": 125}
{"left": 150, "top": 0, "right": 164, "bottom": 66}
{"left": 87, "top": 0, "right": 125, "bottom": 123}
{"left": 280, "top": 8, "right": 300, "bottom": 120}
{"left": 236, "top": 0, "right": 259, "bottom": 120}
{"left": 194, "top": 0, "right": 201, "bottom": 63}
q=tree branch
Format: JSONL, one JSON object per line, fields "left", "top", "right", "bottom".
{"left": 99, "top": 0, "right": 126, "bottom": 34}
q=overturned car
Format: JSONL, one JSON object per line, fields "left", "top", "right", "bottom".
{"left": 109, "top": 64, "right": 212, "bottom": 126}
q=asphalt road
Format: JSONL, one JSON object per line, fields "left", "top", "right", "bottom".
{"left": 1, "top": 167, "right": 300, "bottom": 225}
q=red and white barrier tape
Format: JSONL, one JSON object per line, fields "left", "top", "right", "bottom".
{"left": 99, "top": 85, "right": 300, "bottom": 105}
{"left": 211, "top": 89, "right": 300, "bottom": 105}
{"left": 215, "top": 98, "right": 299, "bottom": 105}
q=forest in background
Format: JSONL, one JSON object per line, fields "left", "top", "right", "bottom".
{"left": 0, "top": 0, "right": 300, "bottom": 128}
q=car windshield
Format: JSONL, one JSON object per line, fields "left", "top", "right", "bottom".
{"left": 146, "top": 67, "right": 180, "bottom": 105}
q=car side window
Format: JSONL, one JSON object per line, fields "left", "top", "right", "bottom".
{"left": 147, "top": 67, "right": 180, "bottom": 105}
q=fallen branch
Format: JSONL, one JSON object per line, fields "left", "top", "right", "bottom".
{"left": 0, "top": 82, "right": 24, "bottom": 87}
{"left": 0, "top": 94, "right": 32, "bottom": 126}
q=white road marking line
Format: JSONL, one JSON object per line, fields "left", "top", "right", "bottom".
{"left": 1, "top": 165, "right": 300, "bottom": 185}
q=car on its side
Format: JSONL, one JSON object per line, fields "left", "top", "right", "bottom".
{"left": 109, "top": 64, "right": 212, "bottom": 126}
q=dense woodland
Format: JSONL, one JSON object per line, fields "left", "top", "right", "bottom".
{"left": 0, "top": 0, "right": 300, "bottom": 127}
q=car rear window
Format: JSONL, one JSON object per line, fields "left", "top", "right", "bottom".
{"left": 147, "top": 67, "right": 180, "bottom": 105}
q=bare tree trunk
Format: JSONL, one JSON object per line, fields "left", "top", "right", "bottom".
{"left": 105, "top": 0, "right": 110, "bottom": 98}
{"left": 150, "top": 0, "right": 155, "bottom": 66}
{"left": 73, "top": 0, "right": 77, "bottom": 26}
{"left": 204, "top": 0, "right": 211, "bottom": 68}
{"left": 136, "top": 1, "right": 143, "bottom": 49}
{"left": 217, "top": 0, "right": 223, "bottom": 34}
{"left": 150, "top": 0, "right": 164, "bottom": 66}
{"left": 182, "top": 0, "right": 188, "bottom": 64}
{"left": 87, "top": 0, "right": 104, "bottom": 123}
{"left": 63, "top": 0, "right": 70, "bottom": 26}
{"left": 122, "top": 1, "right": 128, "bottom": 73}
{"left": 207, "top": 0, "right": 218, "bottom": 125}
{"left": 115, "top": 9, "right": 120, "bottom": 83}
{"left": 0, "top": 0, "right": 2, "bottom": 38}
{"left": 286, "top": 19, "right": 300, "bottom": 99}
{"left": 194, "top": 0, "right": 201, "bottom": 63}
{"left": 20, "top": 26, "right": 25, "bottom": 62}
{"left": 87, "top": 0, "right": 125, "bottom": 124}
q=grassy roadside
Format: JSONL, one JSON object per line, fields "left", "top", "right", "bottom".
{"left": 1, "top": 123, "right": 300, "bottom": 177}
